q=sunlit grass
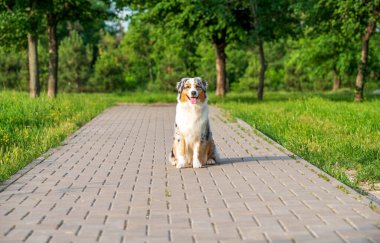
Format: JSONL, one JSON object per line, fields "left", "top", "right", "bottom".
{"left": 114, "top": 91, "right": 176, "bottom": 103}
{"left": 216, "top": 91, "right": 380, "bottom": 188}
{"left": 0, "top": 91, "right": 116, "bottom": 182}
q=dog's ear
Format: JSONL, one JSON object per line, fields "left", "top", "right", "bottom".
{"left": 196, "top": 77, "right": 208, "bottom": 92}
{"left": 201, "top": 80, "right": 208, "bottom": 91}
{"left": 177, "top": 78, "right": 188, "bottom": 93}
{"left": 194, "top": 77, "right": 207, "bottom": 92}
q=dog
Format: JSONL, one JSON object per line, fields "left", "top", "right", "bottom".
{"left": 170, "top": 77, "right": 217, "bottom": 168}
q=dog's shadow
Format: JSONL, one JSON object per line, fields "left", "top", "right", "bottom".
{"left": 215, "top": 156, "right": 293, "bottom": 165}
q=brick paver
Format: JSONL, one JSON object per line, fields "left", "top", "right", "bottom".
{"left": 0, "top": 104, "right": 379, "bottom": 242}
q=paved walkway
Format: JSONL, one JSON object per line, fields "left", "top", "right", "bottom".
{"left": 0, "top": 105, "right": 379, "bottom": 242}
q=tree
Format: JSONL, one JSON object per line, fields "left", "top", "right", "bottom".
{"left": 27, "top": 0, "right": 40, "bottom": 97}
{"left": 58, "top": 30, "right": 92, "bottom": 92}
{"left": 122, "top": 0, "right": 245, "bottom": 96}
{"left": 42, "top": 0, "right": 111, "bottom": 97}
{"left": 286, "top": 35, "right": 357, "bottom": 91}
{"left": 354, "top": 6, "right": 379, "bottom": 101}
{"left": 301, "top": 0, "right": 380, "bottom": 101}
{"left": 333, "top": 0, "right": 380, "bottom": 101}
{"left": 121, "top": 19, "right": 155, "bottom": 87}
{"left": 240, "top": 0, "right": 299, "bottom": 100}
{"left": 0, "top": 0, "right": 41, "bottom": 97}
{"left": 90, "top": 31, "right": 128, "bottom": 92}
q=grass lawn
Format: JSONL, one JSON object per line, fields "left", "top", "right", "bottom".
{"left": 213, "top": 90, "right": 380, "bottom": 190}
{"left": 1, "top": 90, "right": 379, "bottom": 193}
{"left": 0, "top": 91, "right": 116, "bottom": 182}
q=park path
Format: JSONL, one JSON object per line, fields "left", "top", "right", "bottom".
{"left": 0, "top": 104, "right": 379, "bottom": 243}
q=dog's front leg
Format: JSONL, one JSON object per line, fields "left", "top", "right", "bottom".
{"left": 192, "top": 141, "right": 202, "bottom": 168}
{"left": 176, "top": 138, "right": 186, "bottom": 169}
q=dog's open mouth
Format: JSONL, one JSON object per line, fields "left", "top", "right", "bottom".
{"left": 187, "top": 95, "right": 198, "bottom": 104}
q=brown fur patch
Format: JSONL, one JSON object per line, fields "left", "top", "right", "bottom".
{"left": 198, "top": 89, "right": 206, "bottom": 103}
{"left": 180, "top": 89, "right": 189, "bottom": 103}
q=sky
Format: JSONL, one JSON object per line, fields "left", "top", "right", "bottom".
{"left": 105, "top": 6, "right": 132, "bottom": 32}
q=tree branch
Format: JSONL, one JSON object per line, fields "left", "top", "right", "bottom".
{"left": 3, "top": 2, "right": 13, "bottom": 13}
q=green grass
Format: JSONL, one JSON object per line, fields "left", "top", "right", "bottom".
{"left": 216, "top": 91, "right": 380, "bottom": 188}
{"left": 114, "top": 91, "right": 176, "bottom": 103}
{"left": 0, "top": 91, "right": 117, "bottom": 182}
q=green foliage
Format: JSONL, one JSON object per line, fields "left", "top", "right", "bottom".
{"left": 90, "top": 20, "right": 201, "bottom": 92}
{"left": 90, "top": 31, "right": 132, "bottom": 92}
{"left": 91, "top": 52, "right": 127, "bottom": 92}
{"left": 150, "top": 27, "right": 197, "bottom": 91}
{"left": 225, "top": 44, "right": 250, "bottom": 91}
{"left": 134, "top": 0, "right": 242, "bottom": 42}
{"left": 1, "top": 0, "right": 380, "bottom": 96}
{"left": 284, "top": 35, "right": 358, "bottom": 90}
{"left": 194, "top": 42, "right": 216, "bottom": 89}
{"left": 0, "top": 0, "right": 43, "bottom": 48}
{"left": 243, "top": 0, "right": 300, "bottom": 41}
{"left": 368, "top": 34, "right": 380, "bottom": 88}
{"left": 0, "top": 10, "right": 29, "bottom": 47}
{"left": 119, "top": 20, "right": 154, "bottom": 90}
{"left": 231, "top": 50, "right": 257, "bottom": 91}
{"left": 326, "top": 0, "right": 380, "bottom": 37}
{"left": 58, "top": 30, "right": 92, "bottom": 92}
{"left": 0, "top": 47, "right": 28, "bottom": 90}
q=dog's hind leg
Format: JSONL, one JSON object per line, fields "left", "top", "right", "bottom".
{"left": 206, "top": 140, "right": 217, "bottom": 165}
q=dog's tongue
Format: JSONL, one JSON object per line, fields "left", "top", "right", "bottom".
{"left": 190, "top": 97, "right": 197, "bottom": 104}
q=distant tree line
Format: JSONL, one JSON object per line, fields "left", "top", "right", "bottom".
{"left": 0, "top": 0, "right": 379, "bottom": 101}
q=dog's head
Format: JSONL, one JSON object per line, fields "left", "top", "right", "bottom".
{"left": 176, "top": 77, "right": 208, "bottom": 105}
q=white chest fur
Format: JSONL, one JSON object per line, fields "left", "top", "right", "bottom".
{"left": 175, "top": 102, "right": 209, "bottom": 143}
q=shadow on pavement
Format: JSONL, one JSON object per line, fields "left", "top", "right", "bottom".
{"left": 217, "top": 156, "right": 293, "bottom": 164}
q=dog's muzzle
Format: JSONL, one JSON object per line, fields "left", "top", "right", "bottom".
{"left": 188, "top": 90, "right": 198, "bottom": 104}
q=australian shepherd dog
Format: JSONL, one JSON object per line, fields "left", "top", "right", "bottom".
{"left": 170, "top": 77, "right": 217, "bottom": 168}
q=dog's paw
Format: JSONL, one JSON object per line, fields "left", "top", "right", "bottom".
{"left": 176, "top": 157, "right": 186, "bottom": 169}
{"left": 206, "top": 159, "right": 216, "bottom": 165}
{"left": 192, "top": 159, "right": 202, "bottom": 168}
{"left": 170, "top": 157, "right": 177, "bottom": 166}
{"left": 176, "top": 163, "right": 185, "bottom": 169}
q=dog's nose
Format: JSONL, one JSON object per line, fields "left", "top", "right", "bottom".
{"left": 191, "top": 91, "right": 197, "bottom": 96}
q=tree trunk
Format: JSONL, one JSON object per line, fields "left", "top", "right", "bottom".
{"left": 332, "top": 68, "right": 340, "bottom": 91}
{"left": 213, "top": 41, "right": 226, "bottom": 97}
{"left": 257, "top": 38, "right": 266, "bottom": 101}
{"left": 355, "top": 20, "right": 376, "bottom": 101}
{"left": 27, "top": 0, "right": 39, "bottom": 98}
{"left": 27, "top": 32, "right": 39, "bottom": 98}
{"left": 148, "top": 59, "right": 153, "bottom": 82}
{"left": 47, "top": 14, "right": 58, "bottom": 98}
{"left": 249, "top": 0, "right": 266, "bottom": 100}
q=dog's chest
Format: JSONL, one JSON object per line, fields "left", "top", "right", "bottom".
{"left": 176, "top": 104, "right": 208, "bottom": 140}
